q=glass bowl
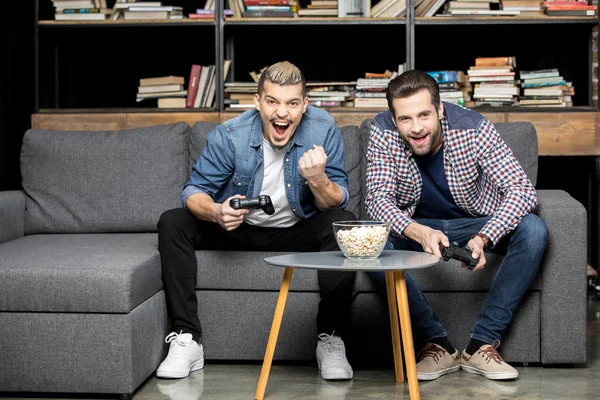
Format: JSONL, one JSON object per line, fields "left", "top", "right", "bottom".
{"left": 332, "top": 220, "right": 391, "bottom": 259}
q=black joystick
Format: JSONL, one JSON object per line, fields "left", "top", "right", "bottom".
{"left": 440, "top": 241, "right": 479, "bottom": 270}
{"left": 229, "top": 195, "right": 275, "bottom": 215}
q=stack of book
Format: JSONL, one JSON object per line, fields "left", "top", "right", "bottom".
{"left": 115, "top": 1, "right": 183, "bottom": 20}
{"left": 307, "top": 82, "right": 356, "bottom": 108}
{"left": 354, "top": 70, "right": 396, "bottom": 108}
{"left": 519, "top": 68, "right": 574, "bottom": 107}
{"left": 136, "top": 76, "right": 187, "bottom": 107}
{"left": 224, "top": 82, "right": 259, "bottom": 110}
{"left": 240, "top": 0, "right": 297, "bottom": 17}
{"left": 544, "top": 0, "right": 597, "bottom": 16}
{"left": 439, "top": 0, "right": 520, "bottom": 15}
{"left": 500, "top": 0, "right": 544, "bottom": 17}
{"left": 298, "top": 1, "right": 339, "bottom": 16}
{"left": 467, "top": 56, "right": 519, "bottom": 107}
{"left": 426, "top": 70, "right": 473, "bottom": 106}
{"left": 189, "top": 2, "right": 234, "bottom": 19}
{"left": 52, "top": 0, "right": 111, "bottom": 21}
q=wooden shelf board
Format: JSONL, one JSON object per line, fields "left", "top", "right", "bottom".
{"left": 416, "top": 16, "right": 599, "bottom": 24}
{"left": 31, "top": 111, "right": 600, "bottom": 156}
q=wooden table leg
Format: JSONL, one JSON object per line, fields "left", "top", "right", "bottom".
{"left": 385, "top": 271, "right": 404, "bottom": 383}
{"left": 394, "top": 271, "right": 420, "bottom": 400}
{"left": 255, "top": 267, "right": 294, "bottom": 400}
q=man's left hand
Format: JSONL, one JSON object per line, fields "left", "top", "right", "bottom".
{"left": 466, "top": 236, "right": 487, "bottom": 271}
{"left": 299, "top": 144, "right": 327, "bottom": 184}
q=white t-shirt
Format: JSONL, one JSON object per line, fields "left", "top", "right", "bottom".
{"left": 244, "top": 138, "right": 301, "bottom": 228}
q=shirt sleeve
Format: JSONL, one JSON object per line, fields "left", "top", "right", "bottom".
{"left": 476, "top": 119, "right": 538, "bottom": 245}
{"left": 365, "top": 120, "right": 414, "bottom": 237}
{"left": 181, "top": 126, "right": 235, "bottom": 208}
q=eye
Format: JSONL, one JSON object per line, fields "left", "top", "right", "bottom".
{"left": 400, "top": 117, "right": 410, "bottom": 123}
{"left": 290, "top": 102, "right": 299, "bottom": 106}
{"left": 420, "top": 114, "right": 430, "bottom": 119}
{"left": 267, "top": 100, "right": 276, "bottom": 105}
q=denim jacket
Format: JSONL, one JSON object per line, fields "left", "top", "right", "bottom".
{"left": 182, "top": 106, "right": 349, "bottom": 219}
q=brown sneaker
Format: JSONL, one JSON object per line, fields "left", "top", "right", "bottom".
{"left": 460, "top": 342, "right": 519, "bottom": 380}
{"left": 416, "top": 343, "right": 461, "bottom": 381}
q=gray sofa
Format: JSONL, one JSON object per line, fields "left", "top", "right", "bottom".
{"left": 0, "top": 118, "right": 587, "bottom": 398}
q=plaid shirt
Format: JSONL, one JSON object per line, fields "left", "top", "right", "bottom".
{"left": 365, "top": 102, "right": 537, "bottom": 246}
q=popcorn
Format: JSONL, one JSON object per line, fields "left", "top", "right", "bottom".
{"left": 335, "top": 224, "right": 389, "bottom": 258}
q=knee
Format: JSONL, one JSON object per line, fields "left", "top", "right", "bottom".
{"left": 158, "top": 208, "right": 191, "bottom": 236}
{"left": 517, "top": 214, "right": 549, "bottom": 250}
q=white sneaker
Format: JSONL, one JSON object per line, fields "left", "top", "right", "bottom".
{"left": 316, "top": 333, "right": 353, "bottom": 380}
{"left": 157, "top": 332, "right": 204, "bottom": 379}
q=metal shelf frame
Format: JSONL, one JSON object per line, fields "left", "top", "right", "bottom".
{"left": 33, "top": 0, "right": 600, "bottom": 112}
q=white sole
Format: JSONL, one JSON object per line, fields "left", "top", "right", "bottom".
{"left": 417, "top": 364, "right": 460, "bottom": 381}
{"left": 157, "top": 359, "right": 204, "bottom": 379}
{"left": 461, "top": 364, "right": 518, "bottom": 380}
{"left": 318, "top": 361, "right": 353, "bottom": 380}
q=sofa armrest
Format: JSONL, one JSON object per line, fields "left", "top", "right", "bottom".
{"left": 535, "top": 189, "right": 587, "bottom": 364}
{"left": 0, "top": 191, "right": 25, "bottom": 244}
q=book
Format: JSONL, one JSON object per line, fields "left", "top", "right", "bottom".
{"left": 186, "top": 65, "right": 202, "bottom": 108}
{"left": 139, "top": 76, "right": 184, "bottom": 86}
{"left": 158, "top": 98, "right": 186, "bottom": 108}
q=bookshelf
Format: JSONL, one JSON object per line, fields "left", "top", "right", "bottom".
{"left": 34, "top": 0, "right": 599, "bottom": 113}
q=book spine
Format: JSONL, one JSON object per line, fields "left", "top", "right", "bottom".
{"left": 187, "top": 65, "right": 202, "bottom": 108}
{"left": 242, "top": 10, "right": 295, "bottom": 17}
{"left": 61, "top": 9, "right": 102, "bottom": 13}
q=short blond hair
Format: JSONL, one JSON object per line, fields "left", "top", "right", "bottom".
{"left": 258, "top": 61, "right": 306, "bottom": 98}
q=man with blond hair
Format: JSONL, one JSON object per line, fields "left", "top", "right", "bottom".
{"left": 156, "top": 61, "right": 356, "bottom": 380}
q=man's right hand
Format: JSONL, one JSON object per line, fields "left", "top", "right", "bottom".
{"left": 216, "top": 195, "right": 249, "bottom": 231}
{"left": 404, "top": 222, "right": 449, "bottom": 258}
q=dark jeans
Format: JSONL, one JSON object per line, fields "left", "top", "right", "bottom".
{"left": 368, "top": 214, "right": 549, "bottom": 346}
{"left": 157, "top": 207, "right": 356, "bottom": 342}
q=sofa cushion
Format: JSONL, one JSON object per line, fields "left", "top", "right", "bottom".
{"left": 189, "top": 122, "right": 217, "bottom": 173}
{"left": 21, "top": 123, "right": 190, "bottom": 234}
{"left": 0, "top": 234, "right": 161, "bottom": 313}
{"left": 494, "top": 122, "right": 538, "bottom": 186}
{"left": 340, "top": 125, "right": 364, "bottom": 220}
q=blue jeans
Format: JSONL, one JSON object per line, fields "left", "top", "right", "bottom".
{"left": 367, "top": 214, "right": 548, "bottom": 345}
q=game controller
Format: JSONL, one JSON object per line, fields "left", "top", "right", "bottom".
{"left": 229, "top": 195, "right": 275, "bottom": 215}
{"left": 440, "top": 241, "right": 479, "bottom": 270}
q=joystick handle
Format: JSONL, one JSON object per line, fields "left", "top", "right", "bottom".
{"left": 440, "top": 241, "right": 479, "bottom": 270}
{"left": 229, "top": 195, "right": 275, "bottom": 215}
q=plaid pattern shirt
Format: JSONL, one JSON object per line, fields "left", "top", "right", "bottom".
{"left": 365, "top": 102, "right": 537, "bottom": 246}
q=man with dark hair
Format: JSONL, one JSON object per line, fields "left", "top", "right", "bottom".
{"left": 364, "top": 69, "right": 548, "bottom": 381}
{"left": 156, "top": 61, "right": 356, "bottom": 381}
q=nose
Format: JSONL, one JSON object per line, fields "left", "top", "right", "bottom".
{"left": 411, "top": 118, "right": 422, "bottom": 133}
{"left": 276, "top": 103, "right": 288, "bottom": 118}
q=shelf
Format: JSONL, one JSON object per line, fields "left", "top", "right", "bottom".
{"left": 30, "top": 111, "right": 600, "bottom": 156}
{"left": 416, "top": 16, "right": 599, "bottom": 25}
{"left": 224, "top": 17, "right": 406, "bottom": 25}
{"left": 38, "top": 19, "right": 215, "bottom": 27}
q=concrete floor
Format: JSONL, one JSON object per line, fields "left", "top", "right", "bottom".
{"left": 4, "top": 293, "right": 600, "bottom": 400}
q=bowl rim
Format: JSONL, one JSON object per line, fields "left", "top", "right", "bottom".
{"left": 332, "top": 220, "right": 390, "bottom": 226}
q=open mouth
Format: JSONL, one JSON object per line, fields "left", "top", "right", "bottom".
{"left": 271, "top": 120, "right": 290, "bottom": 137}
{"left": 411, "top": 133, "right": 429, "bottom": 145}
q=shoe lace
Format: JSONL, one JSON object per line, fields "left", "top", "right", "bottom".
{"left": 318, "top": 332, "right": 345, "bottom": 361}
{"left": 164, "top": 331, "right": 191, "bottom": 359}
{"left": 478, "top": 340, "right": 504, "bottom": 364}
{"left": 416, "top": 342, "right": 445, "bottom": 364}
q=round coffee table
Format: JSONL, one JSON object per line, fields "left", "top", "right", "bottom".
{"left": 254, "top": 250, "right": 440, "bottom": 400}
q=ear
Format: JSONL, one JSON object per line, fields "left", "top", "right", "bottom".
{"left": 390, "top": 113, "right": 397, "bottom": 129}
{"left": 438, "top": 101, "right": 444, "bottom": 120}
{"left": 254, "top": 93, "right": 261, "bottom": 110}
{"left": 302, "top": 96, "right": 308, "bottom": 114}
